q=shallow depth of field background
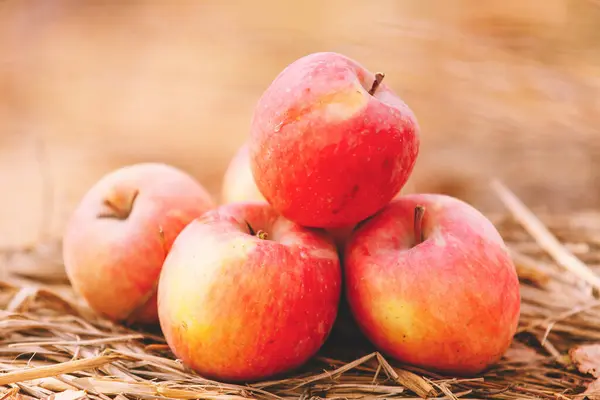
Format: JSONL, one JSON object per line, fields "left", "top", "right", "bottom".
{"left": 0, "top": 0, "right": 599, "bottom": 248}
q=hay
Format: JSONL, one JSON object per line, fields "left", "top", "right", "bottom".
{"left": 3, "top": 181, "right": 600, "bottom": 400}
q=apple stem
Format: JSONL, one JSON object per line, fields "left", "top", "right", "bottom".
{"left": 246, "top": 221, "right": 268, "bottom": 240}
{"left": 245, "top": 221, "right": 256, "bottom": 236}
{"left": 97, "top": 189, "right": 139, "bottom": 220}
{"left": 368, "top": 72, "right": 385, "bottom": 95}
{"left": 414, "top": 205, "right": 425, "bottom": 245}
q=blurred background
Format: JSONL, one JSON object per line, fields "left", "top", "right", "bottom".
{"left": 0, "top": 0, "right": 599, "bottom": 248}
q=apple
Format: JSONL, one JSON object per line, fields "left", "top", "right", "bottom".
{"left": 221, "top": 142, "right": 267, "bottom": 204}
{"left": 248, "top": 51, "right": 420, "bottom": 229}
{"left": 62, "top": 162, "right": 216, "bottom": 325}
{"left": 344, "top": 193, "right": 521, "bottom": 375}
{"left": 157, "top": 201, "right": 342, "bottom": 382}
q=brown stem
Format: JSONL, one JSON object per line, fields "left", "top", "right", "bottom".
{"left": 97, "top": 189, "right": 139, "bottom": 220}
{"left": 414, "top": 205, "right": 425, "bottom": 245}
{"left": 245, "top": 221, "right": 268, "bottom": 240}
{"left": 368, "top": 72, "right": 385, "bottom": 95}
{"left": 245, "top": 221, "right": 255, "bottom": 236}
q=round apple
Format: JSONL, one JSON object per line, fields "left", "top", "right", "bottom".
{"left": 248, "top": 51, "right": 420, "bottom": 228}
{"left": 344, "top": 194, "right": 521, "bottom": 375}
{"left": 157, "top": 202, "right": 342, "bottom": 382}
{"left": 62, "top": 162, "right": 216, "bottom": 325}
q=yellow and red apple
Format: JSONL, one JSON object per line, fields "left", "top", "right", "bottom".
{"left": 344, "top": 193, "right": 521, "bottom": 375}
{"left": 62, "top": 163, "right": 215, "bottom": 325}
{"left": 248, "top": 51, "right": 420, "bottom": 229}
{"left": 157, "top": 202, "right": 342, "bottom": 382}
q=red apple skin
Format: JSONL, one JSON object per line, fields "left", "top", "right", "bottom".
{"left": 327, "top": 193, "right": 405, "bottom": 253}
{"left": 157, "top": 202, "right": 342, "bottom": 382}
{"left": 344, "top": 194, "right": 521, "bottom": 375}
{"left": 221, "top": 142, "right": 267, "bottom": 204}
{"left": 220, "top": 141, "right": 355, "bottom": 252}
{"left": 62, "top": 163, "right": 216, "bottom": 325}
{"left": 249, "top": 51, "right": 420, "bottom": 229}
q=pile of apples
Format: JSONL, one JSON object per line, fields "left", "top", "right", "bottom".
{"left": 63, "top": 52, "right": 521, "bottom": 382}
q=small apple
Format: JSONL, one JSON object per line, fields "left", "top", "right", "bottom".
{"left": 221, "top": 142, "right": 267, "bottom": 204}
{"left": 344, "top": 193, "right": 521, "bottom": 375}
{"left": 62, "top": 163, "right": 216, "bottom": 325}
{"left": 249, "top": 51, "right": 420, "bottom": 229}
{"left": 157, "top": 201, "right": 342, "bottom": 382}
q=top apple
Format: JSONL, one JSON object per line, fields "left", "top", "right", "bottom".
{"left": 248, "top": 52, "right": 420, "bottom": 228}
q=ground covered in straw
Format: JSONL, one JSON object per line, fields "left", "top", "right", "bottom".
{"left": 3, "top": 182, "right": 600, "bottom": 400}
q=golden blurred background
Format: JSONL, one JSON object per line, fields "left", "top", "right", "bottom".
{"left": 1, "top": 0, "right": 599, "bottom": 248}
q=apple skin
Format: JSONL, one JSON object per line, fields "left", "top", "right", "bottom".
{"left": 220, "top": 141, "right": 355, "bottom": 252}
{"left": 248, "top": 51, "right": 420, "bottom": 229}
{"left": 326, "top": 190, "right": 405, "bottom": 253}
{"left": 344, "top": 194, "right": 521, "bottom": 375}
{"left": 62, "top": 163, "right": 216, "bottom": 325}
{"left": 157, "top": 201, "right": 342, "bottom": 382}
{"left": 221, "top": 142, "right": 267, "bottom": 204}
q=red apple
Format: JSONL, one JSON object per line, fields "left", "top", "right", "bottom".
{"left": 248, "top": 51, "right": 420, "bottom": 229}
{"left": 344, "top": 194, "right": 521, "bottom": 375}
{"left": 221, "top": 142, "right": 267, "bottom": 204}
{"left": 62, "top": 163, "right": 216, "bottom": 325}
{"left": 157, "top": 201, "right": 342, "bottom": 382}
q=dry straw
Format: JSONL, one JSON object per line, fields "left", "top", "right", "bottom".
{"left": 3, "top": 181, "right": 600, "bottom": 399}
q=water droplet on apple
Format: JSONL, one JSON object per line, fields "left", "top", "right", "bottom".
{"left": 274, "top": 121, "right": 283, "bottom": 132}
